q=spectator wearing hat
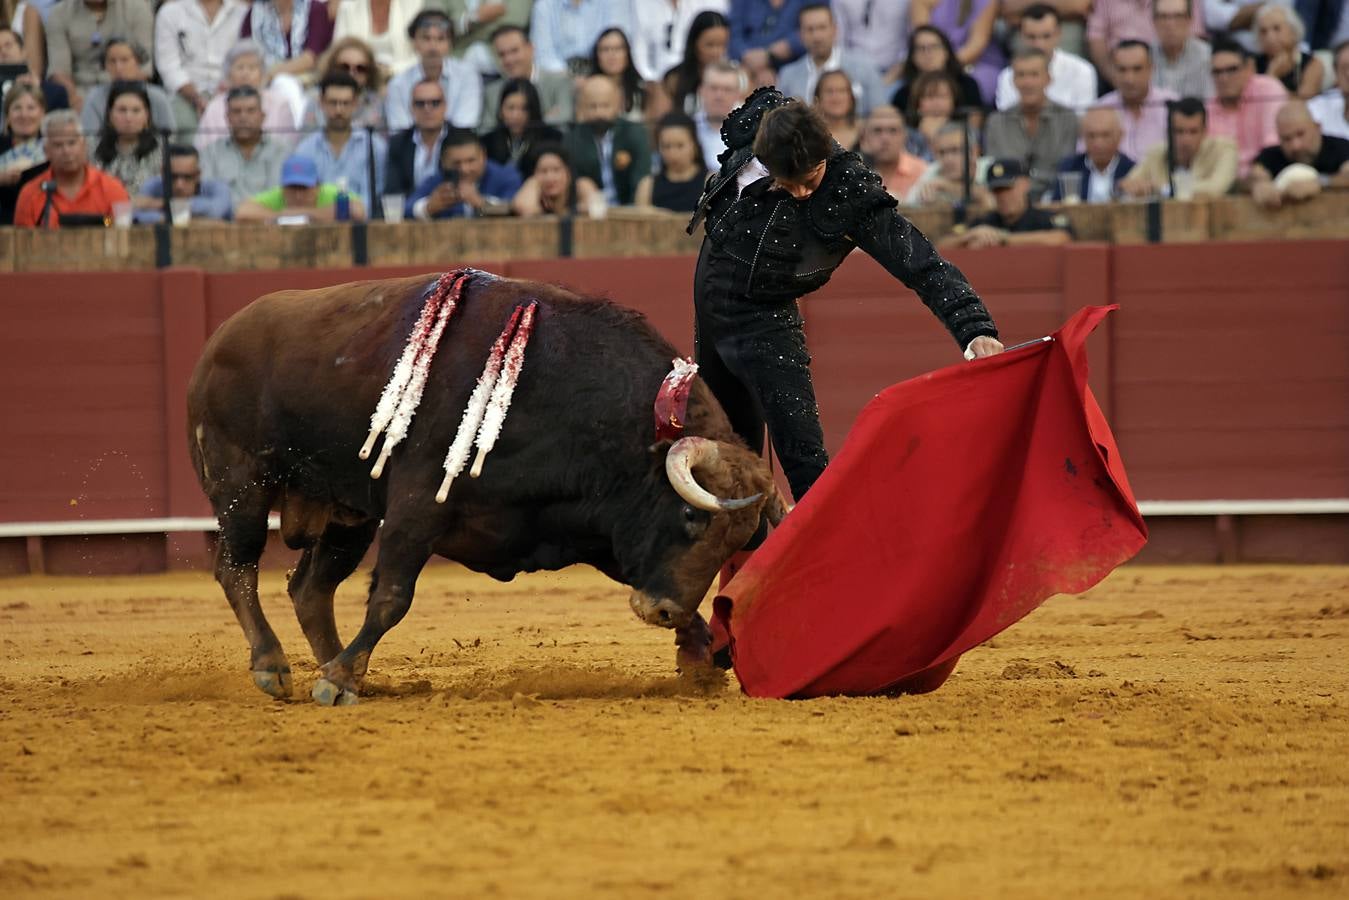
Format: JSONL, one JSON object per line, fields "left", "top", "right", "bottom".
{"left": 1248, "top": 98, "right": 1349, "bottom": 206}
{"left": 1049, "top": 107, "right": 1135, "bottom": 203}
{"left": 1120, "top": 96, "right": 1239, "bottom": 198}
{"left": 235, "top": 153, "right": 366, "bottom": 222}
{"left": 408, "top": 127, "right": 522, "bottom": 220}
{"left": 385, "top": 9, "right": 483, "bottom": 132}
{"left": 941, "top": 158, "right": 1074, "bottom": 248}
{"left": 135, "top": 143, "right": 233, "bottom": 221}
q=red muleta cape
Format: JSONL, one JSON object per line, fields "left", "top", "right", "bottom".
{"left": 712, "top": 305, "right": 1147, "bottom": 699}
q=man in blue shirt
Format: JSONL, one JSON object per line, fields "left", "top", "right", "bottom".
{"left": 409, "top": 128, "right": 522, "bottom": 220}
{"left": 294, "top": 72, "right": 387, "bottom": 206}
{"left": 135, "top": 144, "right": 233, "bottom": 222}
{"left": 729, "top": 0, "right": 811, "bottom": 78}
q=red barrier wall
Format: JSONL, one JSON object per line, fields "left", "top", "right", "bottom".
{"left": 2, "top": 241, "right": 1346, "bottom": 572}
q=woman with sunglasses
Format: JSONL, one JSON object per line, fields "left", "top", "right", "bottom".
{"left": 332, "top": 0, "right": 421, "bottom": 78}
{"left": 686, "top": 87, "right": 1002, "bottom": 502}
{"left": 299, "top": 36, "right": 387, "bottom": 132}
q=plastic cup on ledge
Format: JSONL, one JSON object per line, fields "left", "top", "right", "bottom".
{"left": 170, "top": 197, "right": 191, "bottom": 227}
{"left": 112, "top": 201, "right": 133, "bottom": 228}
{"left": 382, "top": 194, "right": 405, "bottom": 223}
{"left": 1058, "top": 172, "right": 1082, "bottom": 206}
{"left": 1171, "top": 171, "right": 1194, "bottom": 201}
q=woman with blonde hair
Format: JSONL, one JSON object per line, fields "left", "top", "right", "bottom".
{"left": 299, "top": 36, "right": 387, "bottom": 131}
{"left": 332, "top": 0, "right": 420, "bottom": 77}
{"left": 0, "top": 81, "right": 45, "bottom": 224}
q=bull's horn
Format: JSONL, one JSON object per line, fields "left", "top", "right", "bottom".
{"left": 665, "top": 437, "right": 761, "bottom": 512}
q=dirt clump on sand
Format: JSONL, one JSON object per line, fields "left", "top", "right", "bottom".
{"left": 0, "top": 565, "right": 1346, "bottom": 898}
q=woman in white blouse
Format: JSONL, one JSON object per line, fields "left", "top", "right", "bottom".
{"left": 332, "top": 0, "right": 420, "bottom": 79}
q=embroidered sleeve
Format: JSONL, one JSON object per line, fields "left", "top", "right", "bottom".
{"left": 851, "top": 205, "right": 999, "bottom": 350}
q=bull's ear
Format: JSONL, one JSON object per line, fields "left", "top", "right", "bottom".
{"left": 647, "top": 439, "right": 674, "bottom": 456}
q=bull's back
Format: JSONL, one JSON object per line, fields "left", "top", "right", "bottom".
{"left": 188, "top": 276, "right": 433, "bottom": 488}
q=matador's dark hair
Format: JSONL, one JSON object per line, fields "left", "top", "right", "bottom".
{"left": 752, "top": 100, "right": 833, "bottom": 183}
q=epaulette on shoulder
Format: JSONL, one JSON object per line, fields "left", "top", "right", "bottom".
{"left": 806, "top": 148, "right": 898, "bottom": 241}
{"left": 719, "top": 86, "right": 789, "bottom": 154}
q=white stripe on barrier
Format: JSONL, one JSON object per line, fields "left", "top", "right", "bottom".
{"left": 1, "top": 502, "right": 1347, "bottom": 539}
{"left": 1136, "top": 500, "right": 1349, "bottom": 516}
{"left": 0, "top": 515, "right": 281, "bottom": 538}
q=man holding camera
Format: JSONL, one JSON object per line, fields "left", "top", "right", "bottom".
{"left": 408, "top": 128, "right": 521, "bottom": 220}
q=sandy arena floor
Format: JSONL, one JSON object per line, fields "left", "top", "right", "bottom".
{"left": 0, "top": 564, "right": 1346, "bottom": 899}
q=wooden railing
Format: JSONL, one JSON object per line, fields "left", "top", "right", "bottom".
{"left": 1, "top": 191, "right": 1346, "bottom": 273}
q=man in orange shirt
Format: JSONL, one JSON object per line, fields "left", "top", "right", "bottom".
{"left": 14, "top": 110, "right": 130, "bottom": 228}
{"left": 858, "top": 105, "right": 926, "bottom": 201}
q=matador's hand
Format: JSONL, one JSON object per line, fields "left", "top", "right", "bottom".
{"left": 964, "top": 336, "right": 1005, "bottom": 360}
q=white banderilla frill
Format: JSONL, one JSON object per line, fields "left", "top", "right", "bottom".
{"left": 359, "top": 271, "right": 466, "bottom": 478}
{"left": 435, "top": 301, "right": 538, "bottom": 502}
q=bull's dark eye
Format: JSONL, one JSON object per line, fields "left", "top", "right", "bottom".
{"left": 681, "top": 505, "right": 708, "bottom": 539}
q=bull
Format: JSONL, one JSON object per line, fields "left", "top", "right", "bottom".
{"left": 187, "top": 271, "right": 784, "bottom": 705}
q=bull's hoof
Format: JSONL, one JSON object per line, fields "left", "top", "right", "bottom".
{"left": 312, "top": 677, "right": 359, "bottom": 707}
{"left": 252, "top": 669, "right": 293, "bottom": 699}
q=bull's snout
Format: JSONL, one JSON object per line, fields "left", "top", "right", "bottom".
{"left": 628, "top": 590, "right": 695, "bottom": 630}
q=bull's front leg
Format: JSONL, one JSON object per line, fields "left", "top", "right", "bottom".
{"left": 311, "top": 524, "right": 432, "bottom": 706}
{"left": 674, "top": 613, "right": 714, "bottom": 673}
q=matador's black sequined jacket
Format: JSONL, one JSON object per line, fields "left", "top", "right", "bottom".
{"left": 688, "top": 87, "right": 998, "bottom": 349}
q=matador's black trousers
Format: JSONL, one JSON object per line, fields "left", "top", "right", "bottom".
{"left": 692, "top": 243, "right": 829, "bottom": 501}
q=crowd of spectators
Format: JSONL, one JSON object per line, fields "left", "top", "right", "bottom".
{"left": 0, "top": 0, "right": 1347, "bottom": 236}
